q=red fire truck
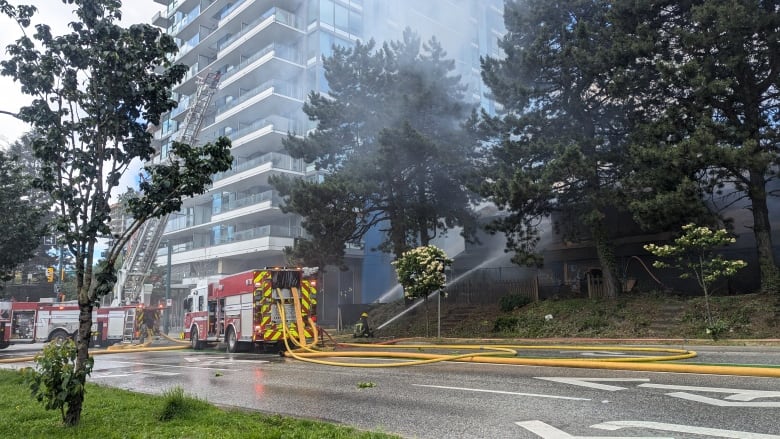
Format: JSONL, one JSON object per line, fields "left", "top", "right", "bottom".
{"left": 0, "top": 299, "right": 164, "bottom": 349}
{"left": 183, "top": 267, "right": 318, "bottom": 352}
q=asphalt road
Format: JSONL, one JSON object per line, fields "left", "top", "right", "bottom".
{"left": 2, "top": 343, "right": 780, "bottom": 438}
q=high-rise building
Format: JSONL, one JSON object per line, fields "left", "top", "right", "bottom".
{"left": 148, "top": 0, "right": 504, "bottom": 325}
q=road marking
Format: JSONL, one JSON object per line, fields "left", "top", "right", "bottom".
{"left": 517, "top": 420, "right": 780, "bottom": 438}
{"left": 536, "top": 377, "right": 650, "bottom": 391}
{"left": 665, "top": 392, "right": 780, "bottom": 407}
{"left": 593, "top": 420, "right": 780, "bottom": 438}
{"left": 413, "top": 384, "right": 590, "bottom": 400}
{"left": 516, "top": 420, "right": 668, "bottom": 438}
{"left": 639, "top": 383, "right": 780, "bottom": 400}
{"left": 91, "top": 373, "right": 133, "bottom": 379}
{"left": 142, "top": 370, "right": 180, "bottom": 376}
{"left": 639, "top": 384, "right": 780, "bottom": 407}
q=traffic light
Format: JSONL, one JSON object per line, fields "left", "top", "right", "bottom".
{"left": 46, "top": 267, "right": 54, "bottom": 283}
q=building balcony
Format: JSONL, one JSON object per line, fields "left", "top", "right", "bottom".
{"left": 200, "top": 115, "right": 304, "bottom": 158}
{"left": 152, "top": 10, "right": 170, "bottom": 27}
{"left": 215, "top": 79, "right": 304, "bottom": 124}
{"left": 212, "top": 191, "right": 283, "bottom": 223}
{"left": 208, "top": 151, "right": 304, "bottom": 192}
{"left": 219, "top": 43, "right": 304, "bottom": 91}
{"left": 156, "top": 225, "right": 302, "bottom": 266}
{"left": 215, "top": 7, "right": 304, "bottom": 58}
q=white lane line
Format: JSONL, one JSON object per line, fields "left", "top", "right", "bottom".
{"left": 412, "top": 384, "right": 590, "bottom": 401}
{"left": 664, "top": 392, "right": 780, "bottom": 407}
{"left": 639, "top": 383, "right": 780, "bottom": 400}
{"left": 537, "top": 377, "right": 650, "bottom": 391}
{"left": 516, "top": 420, "right": 667, "bottom": 438}
{"left": 593, "top": 420, "right": 780, "bottom": 438}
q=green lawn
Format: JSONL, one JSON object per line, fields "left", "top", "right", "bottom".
{"left": 0, "top": 369, "right": 399, "bottom": 439}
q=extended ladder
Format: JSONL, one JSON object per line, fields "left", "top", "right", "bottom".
{"left": 113, "top": 71, "right": 222, "bottom": 305}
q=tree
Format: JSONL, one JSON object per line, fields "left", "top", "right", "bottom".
{"left": 644, "top": 224, "right": 747, "bottom": 337}
{"left": 392, "top": 245, "right": 452, "bottom": 301}
{"left": 477, "top": 0, "right": 631, "bottom": 297}
{"left": 1, "top": 0, "right": 232, "bottom": 425}
{"left": 611, "top": 0, "right": 780, "bottom": 294}
{"left": 3, "top": 132, "right": 60, "bottom": 288}
{"left": 274, "top": 28, "right": 477, "bottom": 264}
{"left": 0, "top": 147, "right": 48, "bottom": 284}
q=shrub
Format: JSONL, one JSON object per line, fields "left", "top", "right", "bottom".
{"left": 499, "top": 294, "right": 531, "bottom": 312}
{"left": 492, "top": 316, "right": 520, "bottom": 332}
{"left": 392, "top": 245, "right": 452, "bottom": 301}
{"left": 23, "top": 339, "right": 93, "bottom": 423}
{"left": 644, "top": 223, "right": 746, "bottom": 335}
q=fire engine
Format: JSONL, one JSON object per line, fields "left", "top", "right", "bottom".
{"left": 183, "top": 267, "right": 318, "bottom": 352}
{"left": 0, "top": 299, "right": 164, "bottom": 349}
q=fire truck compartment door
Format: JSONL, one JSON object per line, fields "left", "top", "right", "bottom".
{"left": 224, "top": 294, "right": 253, "bottom": 339}
{"left": 240, "top": 293, "right": 253, "bottom": 338}
{"left": 107, "top": 311, "right": 127, "bottom": 338}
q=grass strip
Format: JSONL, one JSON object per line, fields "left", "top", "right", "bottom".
{"left": 0, "top": 369, "right": 399, "bottom": 439}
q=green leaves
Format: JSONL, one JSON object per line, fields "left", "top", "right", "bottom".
{"left": 0, "top": 147, "right": 48, "bottom": 284}
{"left": 1, "top": 0, "right": 232, "bottom": 425}
{"left": 277, "top": 28, "right": 476, "bottom": 261}
{"left": 644, "top": 223, "right": 747, "bottom": 330}
{"left": 392, "top": 245, "right": 451, "bottom": 300}
{"left": 23, "top": 339, "right": 94, "bottom": 423}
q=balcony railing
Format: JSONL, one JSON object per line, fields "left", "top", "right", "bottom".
{"left": 214, "top": 190, "right": 281, "bottom": 214}
{"left": 216, "top": 7, "right": 302, "bottom": 53}
{"left": 159, "top": 225, "right": 304, "bottom": 256}
{"left": 215, "top": 79, "right": 304, "bottom": 116}
{"left": 201, "top": 116, "right": 304, "bottom": 144}
{"left": 221, "top": 43, "right": 303, "bottom": 83}
{"left": 212, "top": 151, "right": 304, "bottom": 182}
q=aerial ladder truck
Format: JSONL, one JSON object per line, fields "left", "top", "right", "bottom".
{"left": 111, "top": 71, "right": 221, "bottom": 307}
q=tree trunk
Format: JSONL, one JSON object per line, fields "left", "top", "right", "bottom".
{"left": 592, "top": 225, "right": 620, "bottom": 298}
{"left": 64, "top": 299, "right": 93, "bottom": 426}
{"left": 748, "top": 169, "right": 779, "bottom": 294}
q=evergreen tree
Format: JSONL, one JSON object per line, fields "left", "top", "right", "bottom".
{"left": 477, "top": 0, "right": 631, "bottom": 297}
{"left": 0, "top": 145, "right": 48, "bottom": 286}
{"left": 275, "top": 28, "right": 477, "bottom": 262}
{"left": 612, "top": 0, "right": 780, "bottom": 294}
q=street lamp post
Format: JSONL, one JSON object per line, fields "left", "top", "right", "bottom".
{"left": 164, "top": 240, "right": 172, "bottom": 334}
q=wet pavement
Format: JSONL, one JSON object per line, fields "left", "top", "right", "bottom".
{"left": 3, "top": 342, "right": 780, "bottom": 438}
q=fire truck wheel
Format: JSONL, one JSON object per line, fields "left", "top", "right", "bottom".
{"left": 226, "top": 327, "right": 238, "bottom": 353}
{"left": 49, "top": 330, "right": 70, "bottom": 344}
{"left": 190, "top": 326, "right": 203, "bottom": 350}
{"left": 0, "top": 341, "right": 9, "bottom": 350}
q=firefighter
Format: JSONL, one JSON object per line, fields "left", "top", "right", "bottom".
{"left": 354, "top": 312, "right": 373, "bottom": 338}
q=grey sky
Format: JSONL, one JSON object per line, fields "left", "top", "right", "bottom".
{"left": 0, "top": 0, "right": 163, "bottom": 146}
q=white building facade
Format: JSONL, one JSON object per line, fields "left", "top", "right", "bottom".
{"left": 149, "top": 0, "right": 503, "bottom": 324}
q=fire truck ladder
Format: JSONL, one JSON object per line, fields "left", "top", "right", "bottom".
{"left": 114, "top": 71, "right": 222, "bottom": 305}
{"left": 122, "top": 308, "right": 136, "bottom": 343}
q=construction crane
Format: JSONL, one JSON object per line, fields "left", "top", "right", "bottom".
{"left": 111, "top": 71, "right": 221, "bottom": 306}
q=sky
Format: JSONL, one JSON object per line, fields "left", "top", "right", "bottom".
{"left": 0, "top": 0, "right": 164, "bottom": 147}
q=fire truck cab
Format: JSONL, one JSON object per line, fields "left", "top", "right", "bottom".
{"left": 183, "top": 267, "right": 318, "bottom": 352}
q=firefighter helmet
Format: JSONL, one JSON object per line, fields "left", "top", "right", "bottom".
{"left": 361, "top": 312, "right": 368, "bottom": 317}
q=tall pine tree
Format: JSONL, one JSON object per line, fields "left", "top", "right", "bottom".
{"left": 275, "top": 28, "right": 477, "bottom": 262}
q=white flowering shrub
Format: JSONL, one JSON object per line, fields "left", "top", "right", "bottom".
{"left": 392, "top": 245, "right": 452, "bottom": 300}
{"left": 644, "top": 223, "right": 747, "bottom": 338}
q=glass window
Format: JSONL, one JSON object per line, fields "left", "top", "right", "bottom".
{"left": 348, "top": 10, "right": 362, "bottom": 35}
{"left": 335, "top": 4, "right": 348, "bottom": 32}
{"left": 320, "top": 0, "right": 334, "bottom": 25}
{"left": 320, "top": 32, "right": 333, "bottom": 57}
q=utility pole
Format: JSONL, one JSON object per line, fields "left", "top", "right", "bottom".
{"left": 164, "top": 240, "right": 172, "bottom": 334}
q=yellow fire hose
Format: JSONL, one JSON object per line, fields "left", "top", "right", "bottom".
{"left": 269, "top": 297, "right": 780, "bottom": 377}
